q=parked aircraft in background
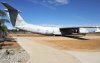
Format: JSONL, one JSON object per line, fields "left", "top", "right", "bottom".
{"left": 1, "top": 2, "right": 100, "bottom": 36}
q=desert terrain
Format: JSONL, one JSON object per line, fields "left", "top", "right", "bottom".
{"left": 9, "top": 33, "right": 100, "bottom": 51}
{"left": 0, "top": 33, "right": 99, "bottom": 63}
{"left": 7, "top": 33, "right": 100, "bottom": 63}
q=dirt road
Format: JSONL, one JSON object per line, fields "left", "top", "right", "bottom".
{"left": 14, "top": 37, "right": 80, "bottom": 63}
{"left": 14, "top": 37, "right": 100, "bottom": 63}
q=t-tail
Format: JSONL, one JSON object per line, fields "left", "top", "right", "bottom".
{"left": 1, "top": 2, "right": 27, "bottom": 27}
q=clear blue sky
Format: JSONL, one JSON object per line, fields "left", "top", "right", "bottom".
{"left": 0, "top": 0, "right": 100, "bottom": 27}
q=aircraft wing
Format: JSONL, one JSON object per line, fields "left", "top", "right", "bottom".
{"left": 59, "top": 26, "right": 100, "bottom": 35}
{"left": 60, "top": 26, "right": 100, "bottom": 28}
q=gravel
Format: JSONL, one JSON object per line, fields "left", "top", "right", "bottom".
{"left": 0, "top": 48, "right": 30, "bottom": 63}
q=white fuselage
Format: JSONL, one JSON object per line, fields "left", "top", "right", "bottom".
{"left": 16, "top": 23, "right": 61, "bottom": 35}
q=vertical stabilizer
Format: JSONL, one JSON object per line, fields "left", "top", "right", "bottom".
{"left": 1, "top": 2, "right": 26, "bottom": 27}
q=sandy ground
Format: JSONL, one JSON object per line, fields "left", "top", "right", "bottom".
{"left": 15, "top": 37, "right": 81, "bottom": 63}
{"left": 66, "top": 51, "right": 100, "bottom": 63}
{"left": 0, "top": 41, "right": 21, "bottom": 49}
{"left": 14, "top": 36, "right": 100, "bottom": 63}
{"left": 13, "top": 36, "right": 100, "bottom": 51}
{"left": 45, "top": 39, "right": 100, "bottom": 51}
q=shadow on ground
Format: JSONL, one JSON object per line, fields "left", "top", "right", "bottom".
{"left": 0, "top": 37, "right": 16, "bottom": 49}
{"left": 64, "top": 36, "right": 88, "bottom": 40}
